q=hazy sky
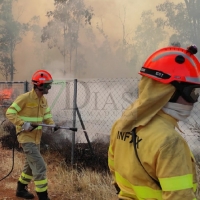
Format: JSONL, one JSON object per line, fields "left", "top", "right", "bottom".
{"left": 16, "top": 0, "right": 170, "bottom": 31}
{"left": 11, "top": 0, "right": 184, "bottom": 81}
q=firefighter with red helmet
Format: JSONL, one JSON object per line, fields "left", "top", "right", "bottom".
{"left": 6, "top": 70, "right": 55, "bottom": 200}
{"left": 108, "top": 45, "right": 199, "bottom": 199}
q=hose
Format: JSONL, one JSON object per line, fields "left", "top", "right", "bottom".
{"left": 0, "top": 124, "right": 77, "bottom": 181}
{"left": 0, "top": 130, "right": 23, "bottom": 181}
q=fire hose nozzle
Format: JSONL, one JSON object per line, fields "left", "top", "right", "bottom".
{"left": 69, "top": 127, "right": 77, "bottom": 132}
{"left": 30, "top": 123, "right": 78, "bottom": 132}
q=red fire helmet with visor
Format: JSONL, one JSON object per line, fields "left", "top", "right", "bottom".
{"left": 32, "top": 70, "right": 53, "bottom": 91}
{"left": 139, "top": 45, "right": 200, "bottom": 103}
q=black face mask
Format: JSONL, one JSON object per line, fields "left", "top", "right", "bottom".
{"left": 170, "top": 81, "right": 200, "bottom": 103}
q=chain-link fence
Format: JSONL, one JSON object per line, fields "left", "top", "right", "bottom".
{"left": 73, "top": 78, "right": 200, "bottom": 163}
{"left": 0, "top": 78, "right": 200, "bottom": 164}
{"left": 44, "top": 78, "right": 200, "bottom": 164}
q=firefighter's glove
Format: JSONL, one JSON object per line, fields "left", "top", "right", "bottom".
{"left": 53, "top": 125, "right": 60, "bottom": 132}
{"left": 21, "top": 122, "right": 32, "bottom": 132}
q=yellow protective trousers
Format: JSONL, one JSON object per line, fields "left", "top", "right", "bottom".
{"left": 19, "top": 143, "right": 48, "bottom": 192}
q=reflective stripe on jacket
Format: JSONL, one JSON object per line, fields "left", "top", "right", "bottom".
{"left": 6, "top": 89, "right": 54, "bottom": 144}
{"left": 108, "top": 110, "right": 197, "bottom": 200}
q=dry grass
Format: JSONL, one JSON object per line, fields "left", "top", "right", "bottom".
{"left": 2, "top": 149, "right": 199, "bottom": 200}
{"left": 0, "top": 120, "right": 117, "bottom": 199}
{"left": 0, "top": 146, "right": 117, "bottom": 200}
{"left": 44, "top": 151, "right": 116, "bottom": 199}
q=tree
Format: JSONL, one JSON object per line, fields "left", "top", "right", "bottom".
{"left": 0, "top": 0, "right": 29, "bottom": 81}
{"left": 116, "top": 6, "right": 137, "bottom": 71}
{"left": 41, "top": 0, "right": 93, "bottom": 74}
{"left": 81, "top": 7, "right": 138, "bottom": 78}
{"left": 30, "top": 16, "right": 53, "bottom": 70}
{"left": 156, "top": 0, "right": 200, "bottom": 54}
{"left": 134, "top": 10, "right": 167, "bottom": 68}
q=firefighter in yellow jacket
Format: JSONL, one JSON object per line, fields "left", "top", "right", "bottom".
{"left": 6, "top": 70, "right": 55, "bottom": 200}
{"left": 108, "top": 45, "right": 200, "bottom": 200}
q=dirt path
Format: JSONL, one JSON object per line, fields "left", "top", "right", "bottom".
{"left": 0, "top": 149, "right": 69, "bottom": 200}
{"left": 0, "top": 177, "right": 34, "bottom": 200}
{"left": 0, "top": 181, "right": 69, "bottom": 200}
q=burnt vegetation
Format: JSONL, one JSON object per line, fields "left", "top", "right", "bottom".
{"left": 0, "top": 120, "right": 21, "bottom": 151}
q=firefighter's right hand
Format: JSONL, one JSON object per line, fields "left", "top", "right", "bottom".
{"left": 21, "top": 122, "right": 32, "bottom": 132}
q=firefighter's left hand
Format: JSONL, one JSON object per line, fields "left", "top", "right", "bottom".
{"left": 21, "top": 122, "right": 33, "bottom": 132}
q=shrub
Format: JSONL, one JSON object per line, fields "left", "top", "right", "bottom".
{"left": 0, "top": 119, "right": 20, "bottom": 150}
{"left": 41, "top": 129, "right": 109, "bottom": 172}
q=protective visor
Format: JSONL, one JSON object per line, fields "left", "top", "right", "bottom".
{"left": 182, "top": 85, "right": 200, "bottom": 103}
{"left": 171, "top": 81, "right": 200, "bottom": 103}
{"left": 43, "top": 83, "right": 52, "bottom": 89}
{"left": 38, "top": 83, "right": 52, "bottom": 90}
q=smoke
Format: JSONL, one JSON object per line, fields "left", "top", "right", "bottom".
{"left": 8, "top": 0, "right": 184, "bottom": 81}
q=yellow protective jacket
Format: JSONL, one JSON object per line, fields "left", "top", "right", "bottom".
{"left": 6, "top": 89, "right": 54, "bottom": 144}
{"left": 108, "top": 76, "right": 197, "bottom": 200}
{"left": 108, "top": 110, "right": 197, "bottom": 200}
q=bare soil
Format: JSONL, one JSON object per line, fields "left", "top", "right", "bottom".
{"left": 0, "top": 149, "right": 70, "bottom": 200}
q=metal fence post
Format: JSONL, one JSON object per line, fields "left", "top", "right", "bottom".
{"left": 24, "top": 81, "right": 29, "bottom": 93}
{"left": 71, "top": 79, "right": 77, "bottom": 165}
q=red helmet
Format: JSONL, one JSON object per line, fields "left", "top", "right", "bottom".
{"left": 32, "top": 70, "right": 53, "bottom": 86}
{"left": 139, "top": 45, "right": 200, "bottom": 85}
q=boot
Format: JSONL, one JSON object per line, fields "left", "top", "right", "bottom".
{"left": 16, "top": 181, "right": 35, "bottom": 199}
{"left": 36, "top": 191, "right": 50, "bottom": 200}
